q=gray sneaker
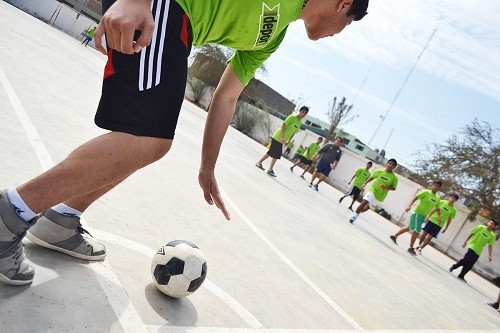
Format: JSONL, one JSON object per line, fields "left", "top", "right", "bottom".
{"left": 0, "top": 190, "right": 36, "bottom": 285}
{"left": 27, "top": 209, "right": 106, "bottom": 261}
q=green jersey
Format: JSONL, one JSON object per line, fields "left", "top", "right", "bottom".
{"left": 414, "top": 189, "right": 441, "bottom": 217}
{"left": 272, "top": 115, "right": 302, "bottom": 142}
{"left": 296, "top": 146, "right": 305, "bottom": 156}
{"left": 468, "top": 225, "right": 495, "bottom": 256}
{"left": 302, "top": 142, "right": 321, "bottom": 160}
{"left": 429, "top": 200, "right": 456, "bottom": 227}
{"left": 369, "top": 168, "right": 398, "bottom": 202}
{"left": 176, "top": 0, "right": 303, "bottom": 85}
{"left": 352, "top": 167, "right": 371, "bottom": 189}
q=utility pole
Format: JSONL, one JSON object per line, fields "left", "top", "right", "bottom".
{"left": 368, "top": 28, "right": 437, "bottom": 146}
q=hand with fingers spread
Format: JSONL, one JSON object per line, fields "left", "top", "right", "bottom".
{"left": 94, "top": 0, "right": 155, "bottom": 55}
{"left": 199, "top": 169, "right": 230, "bottom": 220}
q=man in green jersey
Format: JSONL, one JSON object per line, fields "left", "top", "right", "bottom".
{"left": 256, "top": 106, "right": 309, "bottom": 177}
{"left": 290, "top": 137, "right": 323, "bottom": 179}
{"left": 339, "top": 161, "right": 372, "bottom": 211}
{"left": 349, "top": 159, "right": 398, "bottom": 224}
{"left": 416, "top": 194, "right": 458, "bottom": 253}
{"left": 389, "top": 181, "right": 442, "bottom": 255}
{"left": 450, "top": 219, "right": 497, "bottom": 282}
{"left": 0, "top": 0, "right": 370, "bottom": 286}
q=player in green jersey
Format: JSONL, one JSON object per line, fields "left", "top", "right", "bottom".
{"left": 339, "top": 161, "right": 372, "bottom": 211}
{"left": 256, "top": 107, "right": 309, "bottom": 177}
{"left": 0, "top": 0, "right": 370, "bottom": 286}
{"left": 416, "top": 194, "right": 458, "bottom": 253}
{"left": 290, "top": 137, "right": 323, "bottom": 178}
{"left": 450, "top": 219, "right": 497, "bottom": 282}
{"left": 389, "top": 181, "right": 442, "bottom": 255}
{"left": 349, "top": 159, "right": 398, "bottom": 223}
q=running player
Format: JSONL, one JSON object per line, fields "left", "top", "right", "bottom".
{"left": 339, "top": 161, "right": 372, "bottom": 211}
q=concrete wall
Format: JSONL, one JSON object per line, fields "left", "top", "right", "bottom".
{"left": 6, "top": 0, "right": 98, "bottom": 46}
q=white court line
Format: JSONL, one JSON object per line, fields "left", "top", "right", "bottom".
{"left": 92, "top": 230, "right": 264, "bottom": 329}
{"left": 0, "top": 64, "right": 146, "bottom": 333}
{"left": 219, "top": 187, "right": 364, "bottom": 330}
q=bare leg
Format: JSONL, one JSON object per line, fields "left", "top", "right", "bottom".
{"left": 409, "top": 231, "right": 419, "bottom": 248}
{"left": 316, "top": 174, "right": 326, "bottom": 185}
{"left": 257, "top": 154, "right": 270, "bottom": 165}
{"left": 420, "top": 234, "right": 433, "bottom": 249}
{"left": 393, "top": 226, "right": 409, "bottom": 237}
{"left": 268, "top": 158, "right": 277, "bottom": 171}
{"left": 356, "top": 200, "right": 370, "bottom": 214}
{"left": 17, "top": 132, "right": 171, "bottom": 213}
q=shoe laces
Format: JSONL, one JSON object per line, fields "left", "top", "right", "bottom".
{"left": 76, "top": 223, "right": 94, "bottom": 238}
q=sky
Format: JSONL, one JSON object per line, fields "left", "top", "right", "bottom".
{"left": 254, "top": 0, "right": 500, "bottom": 169}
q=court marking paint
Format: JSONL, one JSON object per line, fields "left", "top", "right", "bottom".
{"left": 0, "top": 64, "right": 146, "bottom": 333}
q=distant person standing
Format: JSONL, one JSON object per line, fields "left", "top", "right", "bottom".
{"left": 256, "top": 106, "right": 308, "bottom": 177}
{"left": 283, "top": 140, "right": 295, "bottom": 157}
{"left": 339, "top": 161, "right": 372, "bottom": 211}
{"left": 290, "top": 137, "right": 323, "bottom": 179}
{"left": 416, "top": 194, "right": 458, "bottom": 253}
{"left": 349, "top": 159, "right": 398, "bottom": 223}
{"left": 81, "top": 27, "right": 96, "bottom": 46}
{"left": 308, "top": 137, "right": 343, "bottom": 191}
{"left": 389, "top": 181, "right": 442, "bottom": 255}
{"left": 450, "top": 219, "right": 496, "bottom": 282}
{"left": 292, "top": 145, "right": 305, "bottom": 162}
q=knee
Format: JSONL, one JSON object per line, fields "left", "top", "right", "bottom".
{"left": 145, "top": 137, "right": 172, "bottom": 163}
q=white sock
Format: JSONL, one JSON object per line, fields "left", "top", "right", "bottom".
{"left": 6, "top": 188, "right": 38, "bottom": 222}
{"left": 51, "top": 203, "right": 83, "bottom": 217}
{"left": 353, "top": 213, "right": 359, "bottom": 218}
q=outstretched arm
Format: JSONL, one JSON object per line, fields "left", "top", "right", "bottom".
{"left": 199, "top": 65, "right": 244, "bottom": 220}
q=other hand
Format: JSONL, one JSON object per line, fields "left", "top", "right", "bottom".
{"left": 94, "top": 0, "right": 155, "bottom": 55}
{"left": 199, "top": 169, "right": 231, "bottom": 220}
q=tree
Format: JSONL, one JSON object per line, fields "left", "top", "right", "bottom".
{"left": 324, "top": 97, "right": 357, "bottom": 143}
{"left": 413, "top": 119, "right": 499, "bottom": 221}
{"left": 231, "top": 101, "right": 270, "bottom": 139}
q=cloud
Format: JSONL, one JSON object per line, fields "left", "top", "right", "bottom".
{"left": 305, "top": 0, "right": 500, "bottom": 102}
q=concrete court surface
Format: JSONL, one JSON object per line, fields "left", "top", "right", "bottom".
{"left": 1, "top": 2, "right": 499, "bottom": 332}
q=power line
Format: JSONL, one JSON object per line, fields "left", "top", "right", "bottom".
{"left": 368, "top": 28, "right": 437, "bottom": 146}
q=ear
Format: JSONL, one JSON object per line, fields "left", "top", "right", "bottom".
{"left": 337, "top": 0, "right": 354, "bottom": 13}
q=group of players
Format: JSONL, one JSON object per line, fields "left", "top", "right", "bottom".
{"left": 254, "top": 107, "right": 497, "bottom": 285}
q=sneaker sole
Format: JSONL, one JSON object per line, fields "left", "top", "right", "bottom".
{"left": 26, "top": 232, "right": 106, "bottom": 261}
{"left": 0, "top": 273, "right": 33, "bottom": 285}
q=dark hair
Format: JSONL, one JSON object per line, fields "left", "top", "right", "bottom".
{"left": 490, "top": 219, "right": 498, "bottom": 226}
{"left": 347, "top": 0, "right": 369, "bottom": 21}
{"left": 387, "top": 158, "right": 397, "bottom": 166}
{"left": 367, "top": 161, "right": 373, "bottom": 166}
{"left": 336, "top": 137, "right": 343, "bottom": 142}
{"left": 450, "top": 194, "right": 459, "bottom": 200}
{"left": 299, "top": 106, "right": 309, "bottom": 112}
{"left": 433, "top": 180, "right": 443, "bottom": 187}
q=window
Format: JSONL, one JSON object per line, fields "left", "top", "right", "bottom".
{"left": 355, "top": 144, "right": 364, "bottom": 151}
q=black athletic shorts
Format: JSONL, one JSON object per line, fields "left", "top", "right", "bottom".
{"left": 423, "top": 221, "right": 442, "bottom": 238}
{"left": 348, "top": 186, "right": 362, "bottom": 200}
{"left": 298, "top": 155, "right": 312, "bottom": 165}
{"left": 95, "top": 0, "right": 193, "bottom": 139}
{"left": 267, "top": 139, "right": 283, "bottom": 159}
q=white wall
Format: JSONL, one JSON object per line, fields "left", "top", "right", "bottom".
{"left": 6, "top": 0, "right": 98, "bottom": 46}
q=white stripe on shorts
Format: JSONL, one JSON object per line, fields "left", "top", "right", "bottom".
{"left": 138, "top": 0, "right": 170, "bottom": 91}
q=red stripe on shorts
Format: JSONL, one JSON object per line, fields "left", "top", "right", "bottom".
{"left": 103, "top": 49, "right": 115, "bottom": 79}
{"left": 180, "top": 14, "right": 189, "bottom": 50}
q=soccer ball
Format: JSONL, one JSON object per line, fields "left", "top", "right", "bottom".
{"left": 151, "top": 240, "right": 207, "bottom": 298}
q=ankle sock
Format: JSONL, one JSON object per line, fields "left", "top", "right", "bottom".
{"left": 6, "top": 188, "right": 38, "bottom": 222}
{"left": 51, "top": 203, "right": 83, "bottom": 217}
